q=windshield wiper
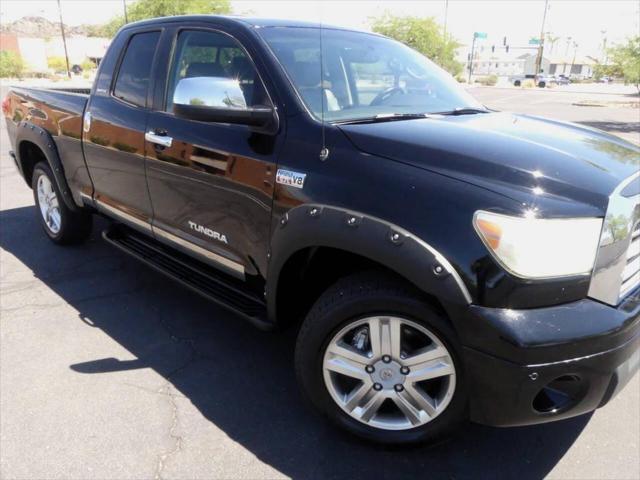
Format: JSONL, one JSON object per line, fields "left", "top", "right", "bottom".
{"left": 433, "top": 107, "right": 492, "bottom": 116}
{"left": 336, "top": 113, "right": 431, "bottom": 125}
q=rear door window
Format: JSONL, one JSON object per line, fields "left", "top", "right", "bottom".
{"left": 113, "top": 31, "right": 161, "bottom": 108}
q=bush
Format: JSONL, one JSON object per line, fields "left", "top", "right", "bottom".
{"left": 522, "top": 79, "right": 536, "bottom": 88}
{"left": 455, "top": 75, "right": 467, "bottom": 83}
{"left": 476, "top": 75, "right": 498, "bottom": 86}
{"left": 0, "top": 51, "right": 25, "bottom": 78}
{"left": 47, "top": 56, "right": 67, "bottom": 71}
{"left": 80, "top": 58, "right": 96, "bottom": 71}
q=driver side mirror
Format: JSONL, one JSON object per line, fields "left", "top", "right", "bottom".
{"left": 172, "top": 77, "right": 278, "bottom": 134}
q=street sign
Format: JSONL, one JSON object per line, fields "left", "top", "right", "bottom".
{"left": 529, "top": 38, "right": 541, "bottom": 45}
{"left": 474, "top": 32, "right": 487, "bottom": 39}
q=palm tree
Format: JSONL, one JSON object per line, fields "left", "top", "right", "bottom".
{"left": 545, "top": 33, "right": 560, "bottom": 56}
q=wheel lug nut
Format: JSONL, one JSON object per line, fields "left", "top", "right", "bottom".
{"left": 400, "top": 366, "right": 410, "bottom": 375}
{"left": 394, "top": 384, "right": 404, "bottom": 392}
{"left": 373, "top": 383, "right": 383, "bottom": 391}
{"left": 382, "top": 355, "right": 391, "bottom": 363}
{"left": 365, "top": 365, "right": 375, "bottom": 373}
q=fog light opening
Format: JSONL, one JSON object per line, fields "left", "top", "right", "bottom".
{"left": 532, "top": 375, "right": 585, "bottom": 414}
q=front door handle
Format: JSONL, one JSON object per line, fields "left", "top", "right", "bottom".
{"left": 145, "top": 131, "right": 173, "bottom": 148}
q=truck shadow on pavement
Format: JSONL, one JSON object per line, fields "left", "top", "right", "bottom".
{"left": 0, "top": 206, "right": 592, "bottom": 480}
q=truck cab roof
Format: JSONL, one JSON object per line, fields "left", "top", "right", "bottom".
{"left": 119, "top": 14, "right": 359, "bottom": 33}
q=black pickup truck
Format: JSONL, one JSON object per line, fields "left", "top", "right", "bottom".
{"left": 3, "top": 15, "right": 639, "bottom": 444}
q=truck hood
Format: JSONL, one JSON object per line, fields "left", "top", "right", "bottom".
{"left": 338, "top": 112, "right": 639, "bottom": 214}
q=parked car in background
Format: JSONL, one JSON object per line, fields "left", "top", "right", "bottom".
{"left": 508, "top": 73, "right": 555, "bottom": 88}
{"left": 3, "top": 15, "right": 640, "bottom": 445}
{"left": 555, "top": 74, "right": 571, "bottom": 85}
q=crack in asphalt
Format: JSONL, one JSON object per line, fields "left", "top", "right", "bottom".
{"left": 152, "top": 309, "right": 203, "bottom": 480}
{"left": 154, "top": 380, "right": 186, "bottom": 480}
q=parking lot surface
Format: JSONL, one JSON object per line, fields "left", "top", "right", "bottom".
{"left": 1, "top": 83, "right": 639, "bottom": 480}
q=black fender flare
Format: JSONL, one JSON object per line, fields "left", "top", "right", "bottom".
{"left": 15, "top": 121, "right": 80, "bottom": 212}
{"left": 267, "top": 204, "right": 473, "bottom": 322}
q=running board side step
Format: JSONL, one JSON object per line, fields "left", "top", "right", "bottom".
{"left": 102, "top": 225, "right": 271, "bottom": 330}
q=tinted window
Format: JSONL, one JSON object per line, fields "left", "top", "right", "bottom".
{"left": 259, "top": 27, "right": 482, "bottom": 121}
{"left": 113, "top": 31, "right": 160, "bottom": 107}
{"left": 166, "top": 30, "right": 269, "bottom": 111}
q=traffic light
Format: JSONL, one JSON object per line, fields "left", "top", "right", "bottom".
{"left": 492, "top": 45, "right": 495, "bottom": 53}
{"left": 503, "top": 36, "right": 507, "bottom": 46}
{"left": 506, "top": 45, "right": 510, "bottom": 53}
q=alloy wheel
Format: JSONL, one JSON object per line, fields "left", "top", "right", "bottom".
{"left": 37, "top": 174, "right": 61, "bottom": 235}
{"left": 322, "top": 316, "right": 456, "bottom": 431}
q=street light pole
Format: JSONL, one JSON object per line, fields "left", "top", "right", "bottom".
{"left": 56, "top": 0, "right": 71, "bottom": 78}
{"left": 534, "top": 0, "right": 549, "bottom": 75}
{"left": 123, "top": 0, "right": 128, "bottom": 23}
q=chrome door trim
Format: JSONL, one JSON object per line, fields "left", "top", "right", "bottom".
{"left": 96, "top": 198, "right": 245, "bottom": 279}
{"left": 95, "top": 198, "right": 153, "bottom": 233}
{"left": 145, "top": 131, "right": 173, "bottom": 148}
{"left": 153, "top": 226, "right": 245, "bottom": 279}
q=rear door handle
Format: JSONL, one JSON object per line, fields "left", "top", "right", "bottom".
{"left": 145, "top": 131, "right": 173, "bottom": 148}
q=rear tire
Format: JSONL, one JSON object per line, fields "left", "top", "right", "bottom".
{"left": 514, "top": 80, "right": 521, "bottom": 86}
{"left": 295, "top": 271, "right": 467, "bottom": 445}
{"left": 32, "top": 162, "right": 92, "bottom": 245}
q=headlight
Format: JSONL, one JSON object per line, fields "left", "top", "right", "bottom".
{"left": 473, "top": 210, "right": 603, "bottom": 278}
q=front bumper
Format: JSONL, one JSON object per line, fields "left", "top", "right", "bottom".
{"left": 458, "top": 288, "right": 640, "bottom": 427}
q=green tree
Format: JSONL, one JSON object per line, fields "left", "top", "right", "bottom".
{"left": 100, "top": 0, "right": 231, "bottom": 37}
{"left": 0, "top": 51, "right": 24, "bottom": 78}
{"left": 371, "top": 14, "right": 463, "bottom": 76}
{"left": 607, "top": 36, "right": 640, "bottom": 92}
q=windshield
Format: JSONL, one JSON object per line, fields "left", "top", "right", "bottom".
{"left": 259, "top": 27, "right": 483, "bottom": 122}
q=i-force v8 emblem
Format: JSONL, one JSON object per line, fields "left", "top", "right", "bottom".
{"left": 276, "top": 169, "right": 306, "bottom": 189}
{"left": 188, "top": 221, "right": 228, "bottom": 244}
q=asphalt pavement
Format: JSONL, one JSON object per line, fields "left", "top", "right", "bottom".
{"left": 1, "top": 83, "right": 639, "bottom": 480}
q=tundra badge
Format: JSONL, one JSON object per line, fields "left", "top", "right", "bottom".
{"left": 188, "top": 221, "right": 228, "bottom": 244}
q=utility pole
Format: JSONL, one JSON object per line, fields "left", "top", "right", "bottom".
{"left": 56, "top": 0, "right": 71, "bottom": 78}
{"left": 443, "top": 0, "right": 449, "bottom": 40}
{"left": 570, "top": 41, "right": 578, "bottom": 75}
{"left": 468, "top": 34, "right": 477, "bottom": 83}
{"left": 123, "top": 0, "right": 128, "bottom": 23}
{"left": 562, "top": 37, "right": 572, "bottom": 75}
{"left": 600, "top": 30, "right": 607, "bottom": 64}
{"left": 534, "top": 0, "right": 549, "bottom": 75}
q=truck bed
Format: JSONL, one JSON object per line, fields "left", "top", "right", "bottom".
{"left": 5, "top": 86, "right": 91, "bottom": 205}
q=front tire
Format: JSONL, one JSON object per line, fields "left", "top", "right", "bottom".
{"left": 32, "top": 162, "right": 92, "bottom": 245}
{"left": 295, "top": 272, "right": 467, "bottom": 445}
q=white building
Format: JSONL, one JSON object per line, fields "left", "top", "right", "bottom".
{"left": 16, "top": 37, "right": 48, "bottom": 73}
{"left": 520, "top": 53, "right": 597, "bottom": 79}
{"left": 469, "top": 52, "right": 526, "bottom": 76}
{"left": 547, "top": 56, "right": 597, "bottom": 79}
{"left": 45, "top": 36, "right": 110, "bottom": 65}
